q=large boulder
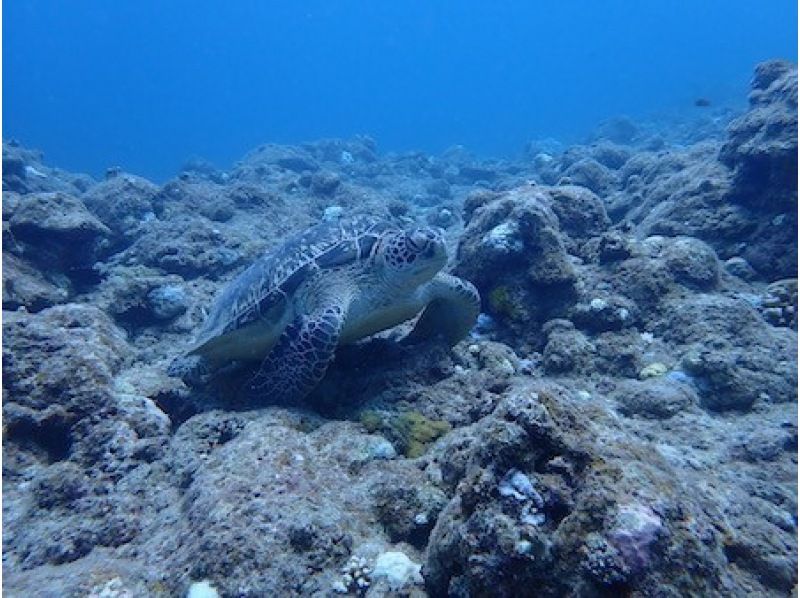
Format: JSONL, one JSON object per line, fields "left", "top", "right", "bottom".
{"left": 166, "top": 411, "right": 429, "bottom": 596}
{"left": 2, "top": 253, "right": 69, "bottom": 312}
{"left": 4, "top": 191, "right": 111, "bottom": 271}
{"left": 3, "top": 304, "right": 134, "bottom": 459}
{"left": 422, "top": 382, "right": 787, "bottom": 596}
{"left": 653, "top": 294, "right": 797, "bottom": 411}
{"left": 457, "top": 185, "right": 605, "bottom": 347}
{"left": 81, "top": 173, "right": 159, "bottom": 241}
{"left": 112, "top": 217, "right": 244, "bottom": 279}
{"left": 720, "top": 60, "right": 798, "bottom": 208}
{"left": 562, "top": 158, "right": 618, "bottom": 196}
{"left": 3, "top": 305, "right": 179, "bottom": 572}
{"left": 718, "top": 60, "right": 798, "bottom": 279}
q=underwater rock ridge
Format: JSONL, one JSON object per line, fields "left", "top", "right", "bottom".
{"left": 1, "top": 60, "right": 797, "bottom": 597}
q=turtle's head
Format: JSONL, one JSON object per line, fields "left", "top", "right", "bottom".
{"left": 381, "top": 226, "right": 447, "bottom": 286}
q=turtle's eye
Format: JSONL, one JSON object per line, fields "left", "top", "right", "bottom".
{"left": 408, "top": 228, "right": 441, "bottom": 253}
{"left": 407, "top": 230, "right": 429, "bottom": 251}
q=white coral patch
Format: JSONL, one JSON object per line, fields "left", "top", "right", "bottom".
{"left": 482, "top": 221, "right": 523, "bottom": 253}
{"left": 373, "top": 551, "right": 423, "bottom": 590}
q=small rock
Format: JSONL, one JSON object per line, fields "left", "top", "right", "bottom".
{"left": 515, "top": 540, "right": 534, "bottom": 555}
{"left": 725, "top": 256, "right": 757, "bottom": 280}
{"left": 87, "top": 577, "right": 134, "bottom": 598}
{"left": 608, "top": 504, "right": 663, "bottom": 575}
{"left": 664, "top": 237, "right": 720, "bottom": 289}
{"left": 438, "top": 208, "right": 453, "bottom": 225}
{"left": 616, "top": 378, "right": 697, "bottom": 419}
{"left": 323, "top": 205, "right": 345, "bottom": 222}
{"left": 187, "top": 580, "right": 220, "bottom": 598}
{"left": 311, "top": 170, "right": 341, "bottom": 195}
{"left": 590, "top": 297, "right": 608, "bottom": 311}
{"left": 368, "top": 438, "right": 397, "bottom": 460}
{"left": 534, "top": 153, "right": 553, "bottom": 168}
{"left": 499, "top": 469, "right": 536, "bottom": 501}
{"left": 148, "top": 285, "right": 189, "bottom": 320}
{"left": 373, "top": 551, "right": 423, "bottom": 590}
{"left": 470, "top": 313, "right": 496, "bottom": 339}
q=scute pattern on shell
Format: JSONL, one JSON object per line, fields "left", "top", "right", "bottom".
{"left": 194, "top": 214, "right": 395, "bottom": 347}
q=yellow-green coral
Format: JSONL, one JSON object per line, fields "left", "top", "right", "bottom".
{"left": 394, "top": 411, "right": 452, "bottom": 458}
{"left": 488, "top": 285, "right": 525, "bottom": 321}
{"left": 639, "top": 362, "right": 668, "bottom": 380}
{"left": 359, "top": 410, "right": 383, "bottom": 433}
{"left": 359, "top": 409, "right": 451, "bottom": 458}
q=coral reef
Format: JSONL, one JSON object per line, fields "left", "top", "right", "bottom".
{"left": 2, "top": 61, "right": 796, "bottom": 597}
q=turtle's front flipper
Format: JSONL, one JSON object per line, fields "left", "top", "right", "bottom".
{"left": 247, "top": 301, "right": 348, "bottom": 404}
{"left": 406, "top": 273, "right": 481, "bottom": 346}
{"left": 248, "top": 279, "right": 353, "bottom": 404}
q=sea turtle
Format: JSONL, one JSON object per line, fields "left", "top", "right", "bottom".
{"left": 189, "top": 214, "right": 480, "bottom": 403}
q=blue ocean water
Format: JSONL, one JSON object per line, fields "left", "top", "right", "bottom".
{"left": 4, "top": 0, "right": 797, "bottom": 181}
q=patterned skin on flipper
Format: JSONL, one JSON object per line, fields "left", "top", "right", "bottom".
{"left": 246, "top": 304, "right": 346, "bottom": 404}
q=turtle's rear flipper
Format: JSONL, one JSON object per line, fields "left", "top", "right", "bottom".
{"left": 246, "top": 304, "right": 346, "bottom": 404}
{"left": 405, "top": 273, "right": 481, "bottom": 346}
